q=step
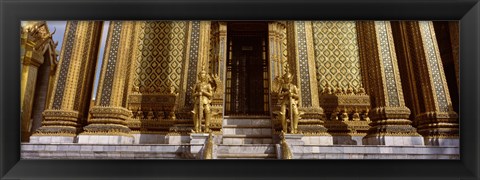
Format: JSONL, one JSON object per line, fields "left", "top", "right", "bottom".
{"left": 222, "top": 135, "right": 273, "bottom": 144}
{"left": 222, "top": 124, "right": 272, "bottom": 128}
{"left": 223, "top": 119, "right": 272, "bottom": 127}
{"left": 216, "top": 144, "right": 277, "bottom": 159}
{"left": 223, "top": 116, "right": 271, "bottom": 119}
{"left": 216, "top": 153, "right": 277, "bottom": 159}
{"left": 217, "top": 144, "right": 276, "bottom": 154}
{"left": 222, "top": 127, "right": 272, "bottom": 136}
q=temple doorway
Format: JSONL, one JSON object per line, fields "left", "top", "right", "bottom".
{"left": 224, "top": 22, "right": 270, "bottom": 116}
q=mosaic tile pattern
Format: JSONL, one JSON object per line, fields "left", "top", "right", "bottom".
{"left": 312, "top": 21, "right": 362, "bottom": 90}
{"left": 52, "top": 21, "right": 78, "bottom": 109}
{"left": 419, "top": 21, "right": 449, "bottom": 112}
{"left": 133, "top": 21, "right": 188, "bottom": 94}
{"left": 296, "top": 22, "right": 312, "bottom": 107}
{"left": 375, "top": 21, "right": 400, "bottom": 107}
{"left": 184, "top": 21, "right": 201, "bottom": 107}
{"left": 100, "top": 21, "right": 122, "bottom": 106}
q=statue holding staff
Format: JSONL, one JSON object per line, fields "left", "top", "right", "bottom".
{"left": 191, "top": 70, "right": 213, "bottom": 133}
{"left": 278, "top": 72, "right": 301, "bottom": 134}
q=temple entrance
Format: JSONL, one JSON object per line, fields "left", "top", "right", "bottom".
{"left": 225, "top": 22, "right": 270, "bottom": 116}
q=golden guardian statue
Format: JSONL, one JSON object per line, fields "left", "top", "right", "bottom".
{"left": 278, "top": 72, "right": 302, "bottom": 134}
{"left": 191, "top": 70, "right": 213, "bottom": 133}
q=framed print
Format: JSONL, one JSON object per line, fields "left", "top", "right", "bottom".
{"left": 1, "top": 0, "right": 479, "bottom": 179}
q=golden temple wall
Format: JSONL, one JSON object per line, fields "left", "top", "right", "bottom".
{"left": 24, "top": 20, "right": 459, "bottom": 146}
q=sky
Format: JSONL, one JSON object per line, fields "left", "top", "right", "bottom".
{"left": 45, "top": 21, "right": 109, "bottom": 100}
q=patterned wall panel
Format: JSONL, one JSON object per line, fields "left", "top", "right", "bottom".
{"left": 133, "top": 21, "right": 188, "bottom": 94}
{"left": 296, "top": 21, "right": 312, "bottom": 107}
{"left": 312, "top": 21, "right": 362, "bottom": 90}
{"left": 184, "top": 21, "right": 201, "bottom": 107}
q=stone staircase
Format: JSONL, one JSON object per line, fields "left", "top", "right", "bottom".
{"left": 216, "top": 144, "right": 277, "bottom": 159}
{"left": 218, "top": 117, "right": 277, "bottom": 159}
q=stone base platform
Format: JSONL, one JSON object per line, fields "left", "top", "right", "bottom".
{"left": 77, "top": 135, "right": 134, "bottom": 144}
{"left": 424, "top": 137, "right": 460, "bottom": 146}
{"left": 332, "top": 135, "right": 365, "bottom": 145}
{"left": 285, "top": 145, "right": 459, "bottom": 159}
{"left": 216, "top": 144, "right": 276, "bottom": 159}
{"left": 301, "top": 136, "right": 333, "bottom": 145}
{"left": 21, "top": 143, "right": 192, "bottom": 159}
{"left": 363, "top": 136, "right": 425, "bottom": 146}
{"left": 21, "top": 143, "right": 459, "bottom": 160}
{"left": 29, "top": 136, "right": 76, "bottom": 144}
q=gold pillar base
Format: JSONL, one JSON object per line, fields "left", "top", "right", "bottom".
{"left": 29, "top": 109, "right": 79, "bottom": 143}
{"left": 29, "top": 135, "right": 76, "bottom": 144}
{"left": 82, "top": 106, "right": 132, "bottom": 135}
{"left": 77, "top": 106, "right": 134, "bottom": 144}
{"left": 77, "top": 134, "right": 134, "bottom": 144}
{"left": 32, "top": 109, "right": 80, "bottom": 137}
{"left": 422, "top": 136, "right": 459, "bottom": 146}
{"left": 416, "top": 111, "right": 459, "bottom": 146}
{"left": 363, "top": 106, "right": 424, "bottom": 145}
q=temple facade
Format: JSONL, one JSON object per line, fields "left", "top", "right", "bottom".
{"left": 20, "top": 21, "right": 460, "bottom": 159}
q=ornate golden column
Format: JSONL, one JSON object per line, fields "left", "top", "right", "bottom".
{"left": 268, "top": 21, "right": 288, "bottom": 79}
{"left": 269, "top": 21, "right": 287, "bottom": 115}
{"left": 77, "top": 21, "right": 135, "bottom": 144}
{"left": 447, "top": 22, "right": 459, "bottom": 90}
{"left": 198, "top": 21, "right": 211, "bottom": 71}
{"left": 208, "top": 21, "right": 226, "bottom": 132}
{"left": 30, "top": 21, "right": 103, "bottom": 143}
{"left": 356, "top": 21, "right": 424, "bottom": 146}
{"left": 281, "top": 21, "right": 330, "bottom": 145}
{"left": 181, "top": 21, "right": 211, "bottom": 109}
{"left": 393, "top": 21, "right": 459, "bottom": 146}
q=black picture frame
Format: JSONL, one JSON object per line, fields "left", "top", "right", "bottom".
{"left": 1, "top": 0, "right": 479, "bottom": 179}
